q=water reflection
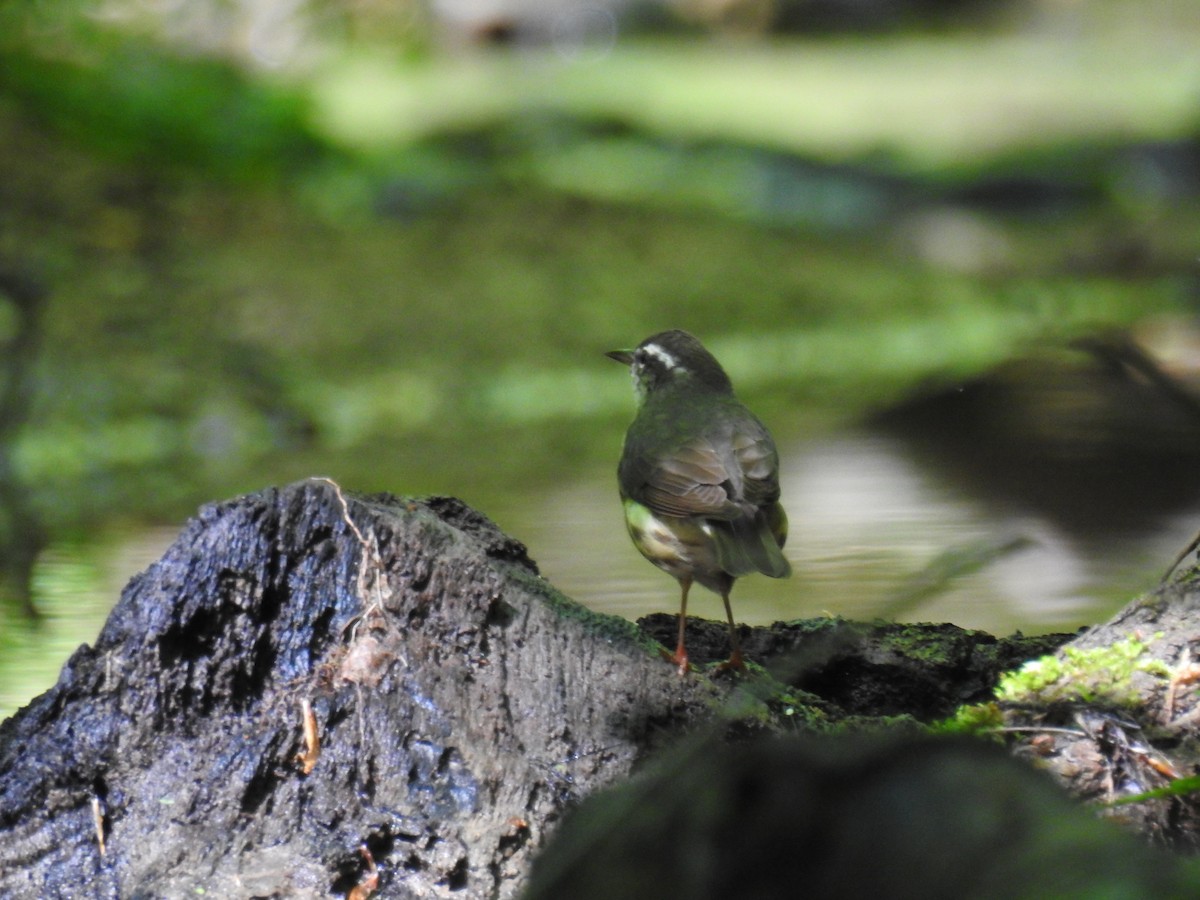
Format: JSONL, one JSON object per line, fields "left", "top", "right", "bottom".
{"left": 781, "top": 433, "right": 1096, "bottom": 628}
{"left": 0, "top": 528, "right": 180, "bottom": 718}
{"left": 518, "top": 425, "right": 1199, "bottom": 640}
{"left": 0, "top": 267, "right": 48, "bottom": 619}
{"left": 6, "top": 425, "right": 1197, "bottom": 721}
{"left": 13, "top": 339, "right": 1200, "bottom": 719}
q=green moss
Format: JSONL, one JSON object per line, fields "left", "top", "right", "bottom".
{"left": 933, "top": 702, "right": 1006, "bottom": 738}
{"left": 830, "top": 714, "right": 926, "bottom": 735}
{"left": 995, "top": 635, "right": 1169, "bottom": 707}
{"left": 877, "top": 622, "right": 972, "bottom": 667}
{"left": 715, "top": 665, "right": 829, "bottom": 732}
{"left": 935, "top": 635, "right": 1171, "bottom": 736}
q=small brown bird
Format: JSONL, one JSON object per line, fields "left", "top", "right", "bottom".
{"left": 607, "top": 330, "right": 790, "bottom": 674}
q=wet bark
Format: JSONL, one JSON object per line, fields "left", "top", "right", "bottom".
{"left": 1, "top": 479, "right": 1194, "bottom": 899}
{"left": 1003, "top": 573, "right": 1200, "bottom": 851}
{"left": 0, "top": 481, "right": 720, "bottom": 898}
{"left": 522, "top": 581, "right": 1200, "bottom": 899}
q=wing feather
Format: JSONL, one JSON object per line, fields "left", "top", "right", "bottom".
{"left": 629, "top": 424, "right": 779, "bottom": 520}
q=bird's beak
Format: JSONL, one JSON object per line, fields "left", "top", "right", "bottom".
{"left": 605, "top": 349, "right": 634, "bottom": 365}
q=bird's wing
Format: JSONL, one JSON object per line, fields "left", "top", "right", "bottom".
{"left": 630, "top": 420, "right": 780, "bottom": 520}
{"left": 637, "top": 437, "right": 739, "bottom": 518}
{"left": 730, "top": 428, "right": 780, "bottom": 508}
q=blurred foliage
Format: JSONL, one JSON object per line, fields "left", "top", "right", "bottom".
{"left": 0, "top": 46, "right": 328, "bottom": 181}
{"left": 0, "top": 2, "right": 1195, "bottom": 530}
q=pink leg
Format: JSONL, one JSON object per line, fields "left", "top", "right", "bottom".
{"left": 666, "top": 577, "right": 692, "bottom": 675}
{"left": 715, "top": 589, "right": 745, "bottom": 672}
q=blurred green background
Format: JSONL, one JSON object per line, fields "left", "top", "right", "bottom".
{"left": 2, "top": 0, "right": 1200, "bottom": 717}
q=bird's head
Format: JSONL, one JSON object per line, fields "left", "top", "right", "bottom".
{"left": 606, "top": 330, "right": 733, "bottom": 405}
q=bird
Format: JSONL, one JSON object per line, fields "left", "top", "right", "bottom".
{"left": 606, "top": 330, "right": 790, "bottom": 674}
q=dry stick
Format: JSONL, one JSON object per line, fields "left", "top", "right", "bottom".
{"left": 309, "top": 478, "right": 401, "bottom": 756}
{"left": 294, "top": 697, "right": 320, "bottom": 775}
{"left": 91, "top": 796, "right": 106, "bottom": 858}
{"left": 1162, "top": 528, "right": 1200, "bottom": 584}
{"left": 312, "top": 477, "right": 389, "bottom": 641}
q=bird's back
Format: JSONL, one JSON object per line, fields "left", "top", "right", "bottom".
{"left": 619, "top": 387, "right": 789, "bottom": 580}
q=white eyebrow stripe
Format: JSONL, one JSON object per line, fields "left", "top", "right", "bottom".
{"left": 641, "top": 343, "right": 678, "bottom": 370}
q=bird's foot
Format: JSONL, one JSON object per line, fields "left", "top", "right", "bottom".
{"left": 659, "top": 645, "right": 691, "bottom": 676}
{"left": 713, "top": 649, "right": 746, "bottom": 675}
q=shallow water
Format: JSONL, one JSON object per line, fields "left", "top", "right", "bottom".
{"left": 513, "top": 428, "right": 1189, "bottom": 639}
{"left": 4, "top": 415, "right": 1197, "bottom": 720}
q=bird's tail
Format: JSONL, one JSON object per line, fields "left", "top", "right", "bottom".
{"left": 711, "top": 505, "right": 791, "bottom": 579}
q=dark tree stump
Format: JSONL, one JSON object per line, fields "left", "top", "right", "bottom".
{"left": 5, "top": 479, "right": 1192, "bottom": 898}
{"left": 0, "top": 480, "right": 719, "bottom": 898}
{"left": 522, "top": 732, "right": 1198, "bottom": 900}
{"left": 1002, "top": 573, "right": 1200, "bottom": 850}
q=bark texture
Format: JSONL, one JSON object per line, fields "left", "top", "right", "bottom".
{"left": 1004, "top": 573, "right": 1200, "bottom": 850}
{"left": 3, "top": 479, "right": 1195, "bottom": 899}
{"left": 0, "top": 481, "right": 717, "bottom": 898}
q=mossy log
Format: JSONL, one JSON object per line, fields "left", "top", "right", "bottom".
{"left": 998, "top": 573, "right": 1200, "bottom": 850}
{"left": 0, "top": 481, "right": 721, "bottom": 897}
{"left": 0, "top": 479, "right": 1192, "bottom": 898}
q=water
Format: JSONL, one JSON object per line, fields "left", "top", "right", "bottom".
{"left": 5, "top": 417, "right": 1197, "bottom": 721}
{"left": 516, "top": 428, "right": 1190, "bottom": 640}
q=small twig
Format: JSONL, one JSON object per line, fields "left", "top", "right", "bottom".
{"left": 312, "top": 478, "right": 390, "bottom": 643}
{"left": 993, "top": 725, "right": 1089, "bottom": 738}
{"left": 91, "top": 795, "right": 106, "bottom": 858}
{"left": 1164, "top": 646, "right": 1189, "bottom": 723}
{"left": 1162, "top": 646, "right": 1200, "bottom": 728}
{"left": 317, "top": 476, "right": 367, "bottom": 547}
{"left": 347, "top": 844, "right": 379, "bottom": 900}
{"left": 311, "top": 478, "right": 405, "bottom": 756}
{"left": 1163, "top": 703, "right": 1200, "bottom": 734}
{"left": 1161, "top": 529, "right": 1200, "bottom": 584}
{"left": 294, "top": 697, "right": 320, "bottom": 775}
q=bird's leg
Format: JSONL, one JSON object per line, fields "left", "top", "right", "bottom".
{"left": 716, "top": 588, "right": 745, "bottom": 672}
{"left": 666, "top": 577, "right": 692, "bottom": 675}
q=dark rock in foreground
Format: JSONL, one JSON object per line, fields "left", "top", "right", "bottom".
{"left": 0, "top": 481, "right": 717, "bottom": 898}
{"left": 5, "top": 479, "right": 1197, "bottom": 898}
{"left": 523, "top": 732, "right": 1199, "bottom": 900}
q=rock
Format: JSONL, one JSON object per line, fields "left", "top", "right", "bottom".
{"left": 521, "top": 732, "right": 1199, "bottom": 900}
{"left": 5, "top": 477, "right": 1188, "bottom": 898}
{"left": 1000, "top": 573, "right": 1200, "bottom": 851}
{"left": 0, "top": 480, "right": 718, "bottom": 898}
